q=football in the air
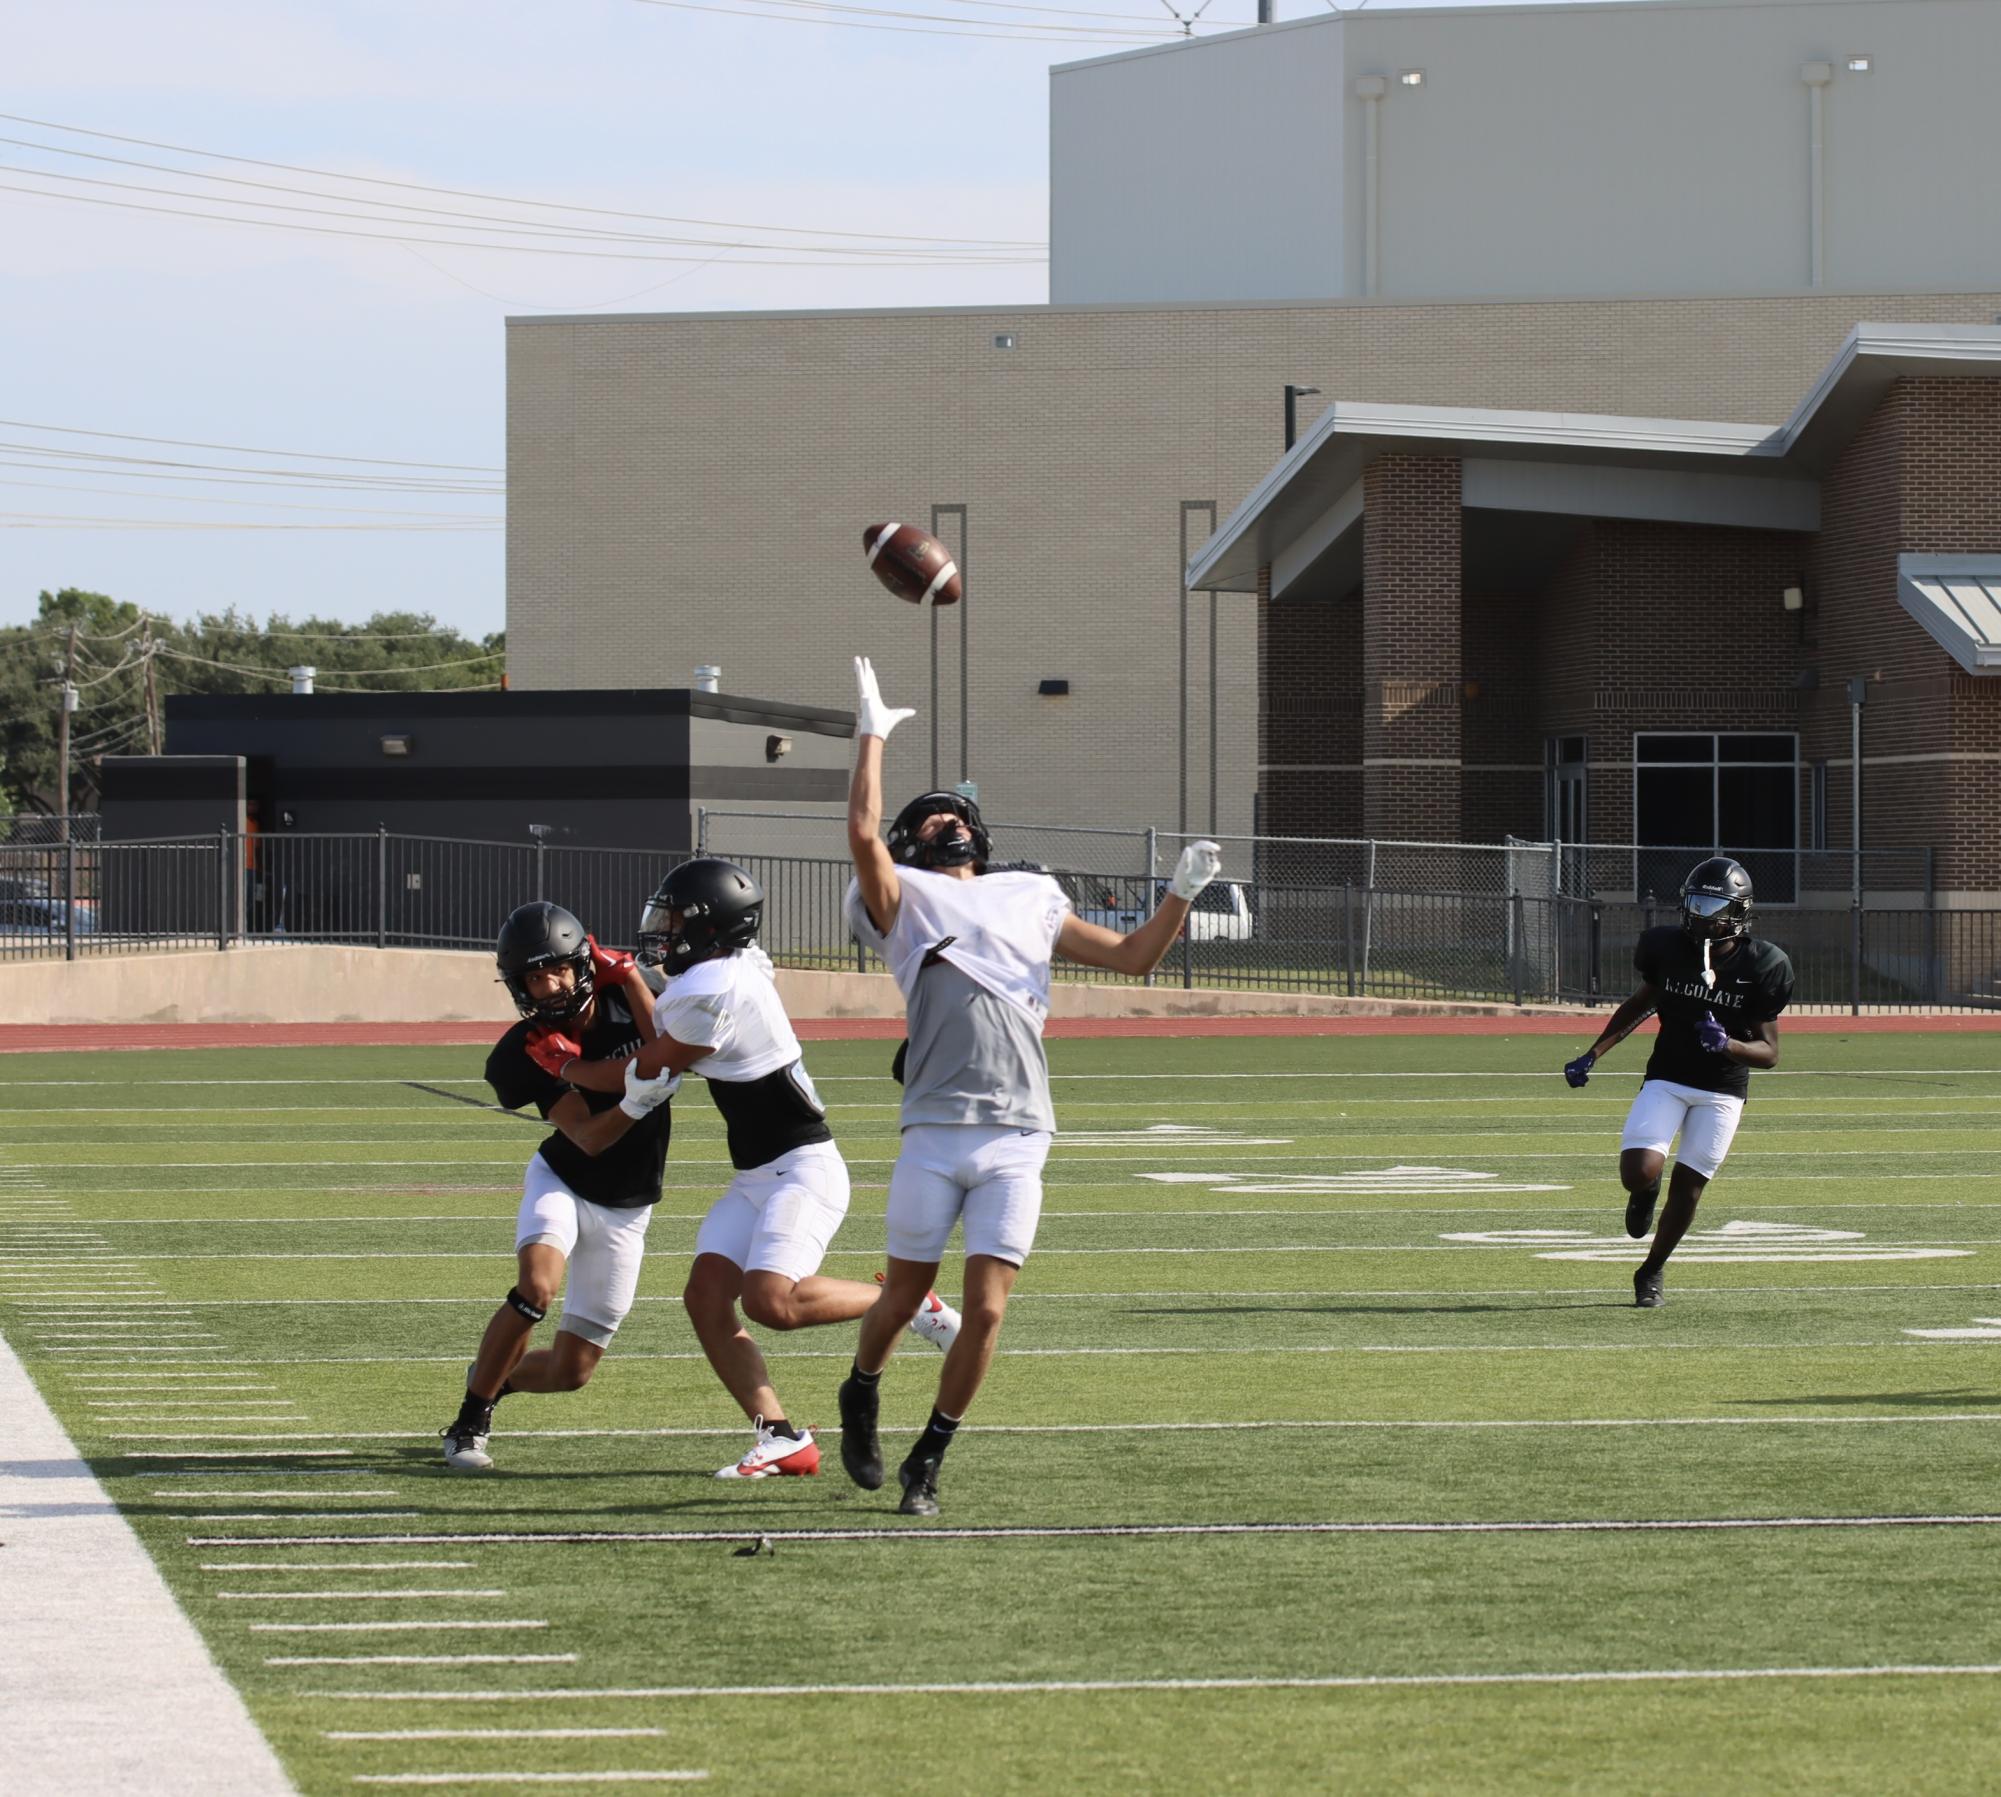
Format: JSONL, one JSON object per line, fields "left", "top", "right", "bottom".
{"left": 863, "top": 522, "right": 961, "bottom": 607}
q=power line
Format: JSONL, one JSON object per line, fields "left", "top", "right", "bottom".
{"left": 0, "top": 179, "right": 1043, "bottom": 268}
{"left": 0, "top": 476, "right": 500, "bottom": 520}
{"left": 0, "top": 513, "right": 499, "bottom": 531}
{"left": 0, "top": 112, "right": 1049, "bottom": 248}
{"left": 0, "top": 159, "right": 1034, "bottom": 261}
{"left": 0, "top": 416, "right": 499, "bottom": 474}
{"left": 0, "top": 456, "right": 496, "bottom": 498}
{"left": 0, "top": 443, "right": 497, "bottom": 491}
{"left": 0, "top": 138, "right": 1032, "bottom": 260}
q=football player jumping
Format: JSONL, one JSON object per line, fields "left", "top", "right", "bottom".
{"left": 558, "top": 858, "right": 961, "bottom": 1480}
{"left": 837, "top": 655, "right": 1224, "bottom": 1515}
{"left": 1563, "top": 857, "right": 1795, "bottom": 1309}
{"left": 441, "top": 902, "right": 679, "bottom": 1472}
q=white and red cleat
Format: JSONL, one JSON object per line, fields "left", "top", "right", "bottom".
{"left": 906, "top": 1289, "right": 961, "bottom": 1353}
{"left": 876, "top": 1272, "right": 962, "bottom": 1353}
{"left": 715, "top": 1417, "right": 820, "bottom": 1480}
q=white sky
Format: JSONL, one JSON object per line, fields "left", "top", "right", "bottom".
{"left": 4, "top": 0, "right": 1606, "bottom": 637}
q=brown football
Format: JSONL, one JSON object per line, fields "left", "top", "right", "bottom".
{"left": 862, "top": 522, "right": 961, "bottom": 607}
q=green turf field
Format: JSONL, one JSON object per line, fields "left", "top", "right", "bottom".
{"left": 4, "top": 1031, "right": 2001, "bottom": 1794}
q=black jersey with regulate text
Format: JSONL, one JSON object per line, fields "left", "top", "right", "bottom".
{"left": 484, "top": 985, "right": 669, "bottom": 1208}
{"left": 1634, "top": 925, "right": 1794, "bottom": 1100}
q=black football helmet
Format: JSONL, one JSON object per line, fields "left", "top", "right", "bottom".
{"left": 637, "top": 858, "right": 763, "bottom": 972}
{"left": 496, "top": 901, "right": 595, "bottom": 1022}
{"left": 886, "top": 790, "right": 991, "bottom": 872}
{"left": 1679, "top": 856, "right": 1754, "bottom": 941}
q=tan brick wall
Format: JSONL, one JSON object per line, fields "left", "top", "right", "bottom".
{"left": 508, "top": 290, "right": 2001, "bottom": 837}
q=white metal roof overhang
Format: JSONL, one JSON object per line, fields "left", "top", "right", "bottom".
{"left": 1188, "top": 324, "right": 2001, "bottom": 597}
{"left": 1898, "top": 557, "right": 2001, "bottom": 675}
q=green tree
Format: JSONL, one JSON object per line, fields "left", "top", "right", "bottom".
{"left": 0, "top": 589, "right": 506, "bottom": 816}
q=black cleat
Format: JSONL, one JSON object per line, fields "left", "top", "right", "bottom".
{"left": 837, "top": 1375, "right": 884, "bottom": 1491}
{"left": 1625, "top": 1188, "right": 1658, "bottom": 1240}
{"left": 1633, "top": 1265, "right": 1664, "bottom": 1309}
{"left": 897, "top": 1452, "right": 941, "bottom": 1518}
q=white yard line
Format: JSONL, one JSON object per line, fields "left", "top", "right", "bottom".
{"left": 218, "top": 1589, "right": 502, "bottom": 1600}
{"left": 330, "top": 1728, "right": 665, "bottom": 1741}
{"left": 350, "top": 1774, "right": 706, "bottom": 1787}
{"left": 206, "top": 1513, "right": 1995, "bottom": 1548}
{"left": 0, "top": 1324, "right": 296, "bottom": 1794}
{"left": 310, "top": 1666, "right": 2001, "bottom": 1704}
{"left": 210, "top": 1562, "right": 477, "bottom": 1572}
{"left": 265, "top": 1654, "right": 575, "bottom": 1668}
{"left": 247, "top": 1619, "right": 548, "bottom": 1633}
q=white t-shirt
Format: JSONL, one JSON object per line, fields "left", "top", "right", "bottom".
{"left": 651, "top": 943, "right": 798, "bottom": 1082}
{"left": 651, "top": 945, "right": 832, "bottom": 1171}
{"left": 845, "top": 866, "right": 1070, "bottom": 1131}
{"left": 844, "top": 866, "right": 1070, "bottom": 1026}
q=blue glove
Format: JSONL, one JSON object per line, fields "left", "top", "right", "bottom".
{"left": 1563, "top": 1051, "right": 1595, "bottom": 1088}
{"left": 1696, "top": 1013, "right": 1730, "bottom": 1055}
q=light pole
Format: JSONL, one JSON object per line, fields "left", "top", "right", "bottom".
{"left": 1284, "top": 384, "right": 1321, "bottom": 451}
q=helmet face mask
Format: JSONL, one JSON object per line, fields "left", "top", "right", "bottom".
{"left": 637, "top": 859, "right": 764, "bottom": 973}
{"left": 495, "top": 901, "right": 595, "bottom": 1022}
{"left": 886, "top": 791, "right": 992, "bottom": 872}
{"left": 1679, "top": 857, "right": 1754, "bottom": 942}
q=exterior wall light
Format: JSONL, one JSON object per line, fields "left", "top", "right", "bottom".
{"left": 994, "top": 333, "right": 1017, "bottom": 349}
{"left": 1782, "top": 587, "right": 1805, "bottom": 612}
{"left": 1037, "top": 678, "right": 1071, "bottom": 696}
{"left": 380, "top": 734, "right": 414, "bottom": 756}
{"left": 1846, "top": 55, "right": 1872, "bottom": 72}
{"left": 1399, "top": 68, "right": 1424, "bottom": 87}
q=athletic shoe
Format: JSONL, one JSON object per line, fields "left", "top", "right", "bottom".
{"left": 440, "top": 1422, "right": 493, "bottom": 1473}
{"left": 907, "top": 1290, "right": 962, "bottom": 1353}
{"left": 897, "top": 1452, "right": 941, "bottom": 1518}
{"left": 1633, "top": 1265, "right": 1664, "bottom": 1309}
{"left": 715, "top": 1417, "right": 820, "bottom": 1480}
{"left": 1625, "top": 1188, "right": 1658, "bottom": 1240}
{"left": 837, "top": 1374, "right": 885, "bottom": 1491}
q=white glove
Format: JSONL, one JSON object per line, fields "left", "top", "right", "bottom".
{"left": 854, "top": 655, "right": 916, "bottom": 742}
{"left": 617, "top": 1060, "right": 681, "bottom": 1119}
{"left": 1169, "top": 840, "right": 1223, "bottom": 902}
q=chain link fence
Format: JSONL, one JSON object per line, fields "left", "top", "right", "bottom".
{"left": 3, "top": 818, "right": 1993, "bottom": 1013}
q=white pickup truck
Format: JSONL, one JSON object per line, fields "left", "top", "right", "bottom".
{"left": 1063, "top": 874, "right": 1254, "bottom": 943}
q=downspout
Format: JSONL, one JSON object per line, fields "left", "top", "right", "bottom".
{"left": 1802, "top": 61, "right": 1833, "bottom": 288}
{"left": 1356, "top": 75, "right": 1387, "bottom": 297}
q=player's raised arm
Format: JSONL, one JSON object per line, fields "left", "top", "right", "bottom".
{"left": 1056, "top": 840, "right": 1222, "bottom": 978}
{"left": 847, "top": 655, "right": 913, "bottom": 935}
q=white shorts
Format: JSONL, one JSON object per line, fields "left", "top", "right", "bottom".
{"left": 693, "top": 1140, "right": 852, "bottom": 1283}
{"left": 887, "top": 1124, "right": 1052, "bottom": 1267}
{"left": 1620, "top": 1080, "right": 1746, "bottom": 1181}
{"left": 514, "top": 1153, "right": 655, "bottom": 1347}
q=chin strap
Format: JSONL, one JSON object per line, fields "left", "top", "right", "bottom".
{"left": 1700, "top": 936, "right": 1716, "bottom": 989}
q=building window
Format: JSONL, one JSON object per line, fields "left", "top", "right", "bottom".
{"left": 1809, "top": 759, "right": 1828, "bottom": 852}
{"left": 1633, "top": 732, "right": 1798, "bottom": 902}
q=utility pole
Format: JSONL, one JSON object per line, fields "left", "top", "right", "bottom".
{"left": 141, "top": 619, "right": 163, "bottom": 755}
{"left": 55, "top": 623, "right": 79, "bottom": 834}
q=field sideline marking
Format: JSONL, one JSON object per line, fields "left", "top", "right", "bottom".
{"left": 182, "top": 1513, "right": 2001, "bottom": 1550}
{"left": 247, "top": 1619, "right": 548, "bottom": 1633}
{"left": 302, "top": 1664, "right": 2001, "bottom": 1703}
{"left": 350, "top": 1774, "right": 707, "bottom": 1787}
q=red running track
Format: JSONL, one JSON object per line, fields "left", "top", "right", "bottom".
{"left": 1, "top": 1012, "right": 1999, "bottom": 1055}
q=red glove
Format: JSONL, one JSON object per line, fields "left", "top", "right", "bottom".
{"left": 525, "top": 1027, "right": 584, "bottom": 1080}
{"left": 586, "top": 934, "right": 636, "bottom": 987}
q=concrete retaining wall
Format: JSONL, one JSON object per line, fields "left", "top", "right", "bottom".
{"left": 0, "top": 947, "right": 1562, "bottom": 1028}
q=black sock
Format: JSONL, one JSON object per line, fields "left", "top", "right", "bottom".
{"left": 764, "top": 1417, "right": 802, "bottom": 1440}
{"left": 453, "top": 1393, "right": 494, "bottom": 1433}
{"left": 910, "top": 1406, "right": 961, "bottom": 1465}
{"left": 848, "top": 1362, "right": 881, "bottom": 1388}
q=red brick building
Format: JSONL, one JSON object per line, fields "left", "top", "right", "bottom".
{"left": 1190, "top": 326, "right": 2001, "bottom": 907}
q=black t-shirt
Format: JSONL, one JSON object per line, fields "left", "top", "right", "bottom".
{"left": 484, "top": 987, "right": 669, "bottom": 1208}
{"left": 1634, "top": 925, "right": 1794, "bottom": 1100}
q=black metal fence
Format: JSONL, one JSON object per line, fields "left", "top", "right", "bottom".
{"left": 3, "top": 826, "right": 1993, "bottom": 1013}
